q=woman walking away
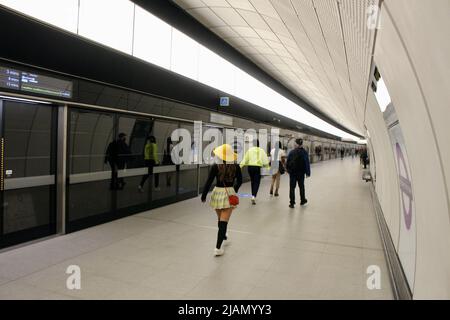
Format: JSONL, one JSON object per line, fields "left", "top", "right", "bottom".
{"left": 162, "top": 137, "right": 174, "bottom": 187}
{"left": 270, "top": 142, "right": 286, "bottom": 197}
{"left": 138, "top": 136, "right": 160, "bottom": 192}
{"left": 240, "top": 140, "right": 270, "bottom": 205}
{"left": 201, "top": 144, "right": 242, "bottom": 256}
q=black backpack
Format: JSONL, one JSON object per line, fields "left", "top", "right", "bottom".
{"left": 287, "top": 149, "right": 305, "bottom": 173}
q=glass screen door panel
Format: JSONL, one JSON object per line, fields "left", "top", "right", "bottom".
{"left": 1, "top": 99, "right": 56, "bottom": 247}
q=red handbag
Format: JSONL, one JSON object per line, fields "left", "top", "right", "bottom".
{"left": 225, "top": 187, "right": 240, "bottom": 206}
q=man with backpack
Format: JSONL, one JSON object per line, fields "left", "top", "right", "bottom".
{"left": 286, "top": 138, "right": 311, "bottom": 208}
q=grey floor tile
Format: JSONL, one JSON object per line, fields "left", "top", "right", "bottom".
{"left": 184, "top": 277, "right": 254, "bottom": 300}
{"left": 0, "top": 281, "right": 75, "bottom": 300}
{"left": 140, "top": 269, "right": 205, "bottom": 296}
{"left": 246, "top": 285, "right": 314, "bottom": 300}
{"left": 106, "top": 285, "right": 182, "bottom": 300}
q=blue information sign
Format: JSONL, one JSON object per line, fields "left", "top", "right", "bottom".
{"left": 220, "top": 97, "right": 230, "bottom": 107}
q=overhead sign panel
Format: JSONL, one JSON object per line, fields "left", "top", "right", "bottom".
{"left": 210, "top": 112, "right": 233, "bottom": 126}
{"left": 0, "top": 66, "right": 73, "bottom": 99}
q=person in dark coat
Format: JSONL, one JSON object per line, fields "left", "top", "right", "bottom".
{"left": 286, "top": 138, "right": 311, "bottom": 208}
{"left": 105, "top": 132, "right": 131, "bottom": 190}
{"left": 361, "top": 148, "right": 369, "bottom": 169}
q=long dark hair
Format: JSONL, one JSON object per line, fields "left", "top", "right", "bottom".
{"left": 218, "top": 163, "right": 236, "bottom": 184}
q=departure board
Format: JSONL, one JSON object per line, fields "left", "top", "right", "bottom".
{"left": 0, "top": 66, "right": 73, "bottom": 99}
{"left": 0, "top": 67, "right": 21, "bottom": 90}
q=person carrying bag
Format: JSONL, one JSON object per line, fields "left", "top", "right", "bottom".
{"left": 201, "top": 144, "right": 242, "bottom": 256}
{"left": 270, "top": 142, "right": 287, "bottom": 196}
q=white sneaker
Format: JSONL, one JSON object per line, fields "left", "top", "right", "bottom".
{"left": 223, "top": 234, "right": 231, "bottom": 246}
{"left": 251, "top": 196, "right": 256, "bottom": 205}
{"left": 214, "top": 248, "right": 224, "bottom": 256}
{"left": 138, "top": 185, "right": 144, "bottom": 193}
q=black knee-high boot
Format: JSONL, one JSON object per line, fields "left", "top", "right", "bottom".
{"left": 218, "top": 220, "right": 227, "bottom": 240}
{"left": 216, "top": 221, "right": 228, "bottom": 249}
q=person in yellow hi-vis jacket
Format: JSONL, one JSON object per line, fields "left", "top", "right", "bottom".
{"left": 138, "top": 135, "right": 160, "bottom": 192}
{"left": 240, "top": 140, "right": 270, "bottom": 205}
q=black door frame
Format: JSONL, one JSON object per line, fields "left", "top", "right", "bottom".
{"left": 0, "top": 98, "right": 4, "bottom": 241}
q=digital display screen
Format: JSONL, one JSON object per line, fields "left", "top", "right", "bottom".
{"left": 0, "top": 66, "right": 73, "bottom": 99}
{"left": 0, "top": 67, "right": 21, "bottom": 90}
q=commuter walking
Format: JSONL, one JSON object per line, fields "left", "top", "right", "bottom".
{"left": 286, "top": 138, "right": 311, "bottom": 208}
{"left": 162, "top": 137, "right": 175, "bottom": 187}
{"left": 269, "top": 142, "right": 286, "bottom": 197}
{"left": 138, "top": 135, "right": 160, "bottom": 192}
{"left": 340, "top": 148, "right": 345, "bottom": 159}
{"left": 201, "top": 144, "right": 242, "bottom": 256}
{"left": 105, "top": 132, "right": 131, "bottom": 190}
{"left": 240, "top": 140, "right": 270, "bottom": 205}
{"left": 361, "top": 148, "right": 369, "bottom": 169}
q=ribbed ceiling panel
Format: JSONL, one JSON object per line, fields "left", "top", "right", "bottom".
{"left": 173, "top": 0, "right": 379, "bottom": 135}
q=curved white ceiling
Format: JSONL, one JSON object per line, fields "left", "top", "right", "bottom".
{"left": 174, "top": 0, "right": 379, "bottom": 136}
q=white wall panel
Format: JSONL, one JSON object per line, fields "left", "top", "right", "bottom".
{"left": 198, "top": 46, "right": 236, "bottom": 95}
{"left": 133, "top": 5, "right": 172, "bottom": 70}
{"left": 78, "top": 0, "right": 134, "bottom": 54}
{"left": 375, "top": 1, "right": 450, "bottom": 298}
{"left": 170, "top": 29, "right": 200, "bottom": 80}
{"left": 365, "top": 94, "right": 400, "bottom": 249}
{"left": 0, "top": 0, "right": 79, "bottom": 33}
{"left": 385, "top": 0, "right": 450, "bottom": 233}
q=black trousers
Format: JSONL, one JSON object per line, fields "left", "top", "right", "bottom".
{"left": 247, "top": 166, "right": 261, "bottom": 197}
{"left": 289, "top": 173, "right": 306, "bottom": 205}
{"left": 362, "top": 158, "right": 368, "bottom": 169}
{"left": 140, "top": 160, "right": 159, "bottom": 188}
{"left": 109, "top": 161, "right": 125, "bottom": 189}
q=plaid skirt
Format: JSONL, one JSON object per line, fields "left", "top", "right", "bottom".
{"left": 210, "top": 187, "right": 238, "bottom": 209}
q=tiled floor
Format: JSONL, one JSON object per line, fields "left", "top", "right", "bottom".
{"left": 0, "top": 157, "right": 393, "bottom": 299}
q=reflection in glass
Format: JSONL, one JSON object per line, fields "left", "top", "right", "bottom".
{"left": 153, "top": 120, "right": 178, "bottom": 165}
{"left": 2, "top": 101, "right": 55, "bottom": 236}
{"left": 105, "top": 132, "right": 131, "bottom": 190}
{"left": 138, "top": 135, "right": 160, "bottom": 192}
{"left": 69, "top": 111, "right": 113, "bottom": 174}
{"left": 118, "top": 116, "right": 153, "bottom": 169}
{"left": 4, "top": 102, "right": 54, "bottom": 178}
